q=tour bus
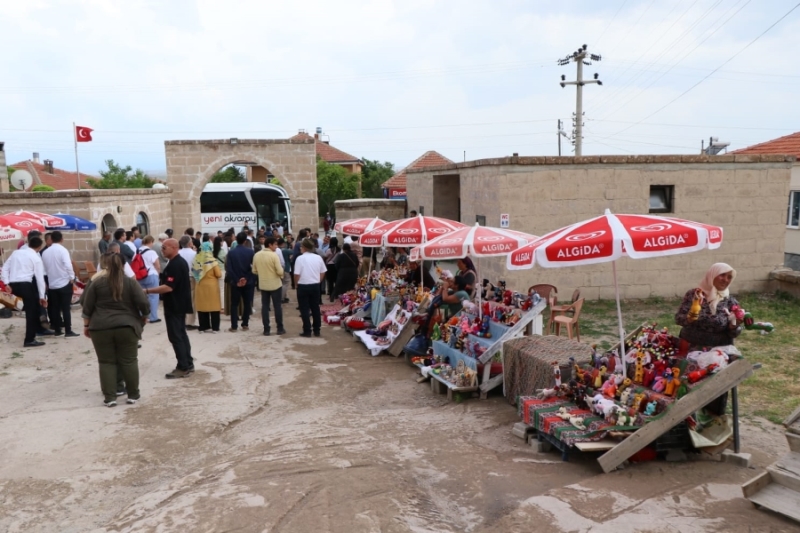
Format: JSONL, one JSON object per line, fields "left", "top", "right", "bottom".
{"left": 200, "top": 183, "right": 292, "bottom": 235}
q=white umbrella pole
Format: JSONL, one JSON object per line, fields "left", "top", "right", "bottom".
{"left": 478, "top": 257, "right": 482, "bottom": 319}
{"left": 612, "top": 260, "right": 626, "bottom": 364}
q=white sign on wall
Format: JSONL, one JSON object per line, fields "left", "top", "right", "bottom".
{"left": 500, "top": 213, "right": 510, "bottom": 228}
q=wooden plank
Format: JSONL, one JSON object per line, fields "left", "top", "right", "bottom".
{"left": 786, "top": 433, "right": 800, "bottom": 453}
{"left": 775, "top": 452, "right": 800, "bottom": 479}
{"left": 575, "top": 439, "right": 618, "bottom": 452}
{"left": 598, "top": 358, "right": 754, "bottom": 473}
{"left": 748, "top": 484, "right": 800, "bottom": 522}
{"left": 784, "top": 404, "right": 800, "bottom": 428}
{"left": 742, "top": 471, "right": 772, "bottom": 499}
{"left": 769, "top": 460, "right": 800, "bottom": 493}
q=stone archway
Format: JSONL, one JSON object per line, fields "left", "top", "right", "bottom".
{"left": 165, "top": 139, "right": 317, "bottom": 233}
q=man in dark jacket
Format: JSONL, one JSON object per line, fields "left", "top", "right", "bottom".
{"left": 114, "top": 228, "right": 134, "bottom": 264}
{"left": 145, "top": 238, "right": 194, "bottom": 378}
{"left": 226, "top": 232, "right": 255, "bottom": 332}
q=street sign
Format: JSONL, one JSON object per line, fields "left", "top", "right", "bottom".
{"left": 500, "top": 214, "right": 510, "bottom": 228}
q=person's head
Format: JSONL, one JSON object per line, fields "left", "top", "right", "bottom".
{"left": 265, "top": 236, "right": 277, "bottom": 250}
{"left": 702, "top": 263, "right": 737, "bottom": 294}
{"left": 178, "top": 235, "right": 192, "bottom": 249}
{"left": 243, "top": 239, "right": 253, "bottom": 249}
{"left": 217, "top": 230, "right": 223, "bottom": 237}
{"left": 298, "top": 228, "right": 308, "bottom": 239}
{"left": 457, "top": 256, "right": 475, "bottom": 273}
{"left": 165, "top": 228, "right": 174, "bottom": 238}
{"left": 103, "top": 231, "right": 112, "bottom": 242}
{"left": 44, "top": 232, "right": 53, "bottom": 246}
{"left": 342, "top": 242, "right": 351, "bottom": 252}
{"left": 410, "top": 210, "right": 417, "bottom": 217}
{"left": 104, "top": 252, "right": 126, "bottom": 301}
{"left": 277, "top": 237, "right": 286, "bottom": 248}
{"left": 143, "top": 235, "right": 155, "bottom": 246}
{"left": 224, "top": 231, "right": 234, "bottom": 245}
{"left": 125, "top": 230, "right": 134, "bottom": 242}
{"left": 257, "top": 234, "right": 266, "bottom": 244}
{"left": 313, "top": 232, "right": 319, "bottom": 239}
{"left": 158, "top": 233, "right": 168, "bottom": 242}
{"left": 329, "top": 237, "right": 339, "bottom": 250}
{"left": 28, "top": 236, "right": 43, "bottom": 251}
{"left": 301, "top": 238, "right": 315, "bottom": 252}
{"left": 195, "top": 231, "right": 202, "bottom": 240}
{"left": 213, "top": 236, "right": 223, "bottom": 256}
{"left": 201, "top": 240, "right": 212, "bottom": 253}
{"left": 185, "top": 228, "right": 194, "bottom": 236}
{"left": 202, "top": 233, "right": 210, "bottom": 243}
{"left": 236, "top": 231, "right": 247, "bottom": 245}
{"left": 131, "top": 226, "right": 140, "bottom": 237}
{"left": 453, "top": 275, "right": 468, "bottom": 292}
{"left": 51, "top": 231, "right": 63, "bottom": 244}
{"left": 114, "top": 228, "right": 126, "bottom": 242}
{"left": 161, "top": 238, "right": 180, "bottom": 260}
{"left": 107, "top": 241, "right": 121, "bottom": 254}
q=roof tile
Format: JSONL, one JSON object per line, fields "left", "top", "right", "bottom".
{"left": 382, "top": 151, "right": 454, "bottom": 189}
{"left": 730, "top": 132, "right": 800, "bottom": 158}
{"left": 289, "top": 132, "right": 360, "bottom": 163}
{"left": 10, "top": 160, "right": 93, "bottom": 190}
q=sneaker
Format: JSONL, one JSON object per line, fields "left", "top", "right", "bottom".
{"left": 263, "top": 330, "right": 271, "bottom": 336}
{"left": 53, "top": 330, "right": 65, "bottom": 337}
{"left": 104, "top": 400, "right": 117, "bottom": 407}
{"left": 23, "top": 341, "right": 45, "bottom": 347}
{"left": 37, "top": 329, "right": 55, "bottom": 336}
{"left": 277, "top": 328, "right": 287, "bottom": 335}
{"left": 299, "top": 332, "right": 312, "bottom": 338}
{"left": 65, "top": 331, "right": 80, "bottom": 338}
{"left": 241, "top": 326, "right": 249, "bottom": 331}
{"left": 149, "top": 318, "right": 161, "bottom": 324}
{"left": 228, "top": 327, "right": 238, "bottom": 332}
{"left": 126, "top": 398, "right": 139, "bottom": 405}
{"left": 116, "top": 390, "right": 126, "bottom": 396}
{"left": 165, "top": 368, "right": 192, "bottom": 379}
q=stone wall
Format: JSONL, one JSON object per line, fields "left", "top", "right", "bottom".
{"left": 165, "top": 139, "right": 317, "bottom": 233}
{"left": 0, "top": 144, "right": 8, "bottom": 193}
{"left": 0, "top": 188, "right": 173, "bottom": 263}
{"left": 407, "top": 154, "right": 793, "bottom": 299}
{"left": 334, "top": 199, "right": 407, "bottom": 225}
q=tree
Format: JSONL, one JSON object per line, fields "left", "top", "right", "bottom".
{"left": 360, "top": 158, "right": 395, "bottom": 198}
{"left": 86, "top": 159, "right": 156, "bottom": 189}
{"left": 317, "top": 158, "right": 359, "bottom": 216}
{"left": 210, "top": 165, "right": 245, "bottom": 183}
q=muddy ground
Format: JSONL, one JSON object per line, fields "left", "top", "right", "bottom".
{"left": 0, "top": 307, "right": 796, "bottom": 533}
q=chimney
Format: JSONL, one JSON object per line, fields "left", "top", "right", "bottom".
{"left": 315, "top": 126, "right": 322, "bottom": 140}
{"left": 33, "top": 152, "right": 40, "bottom": 163}
{"left": 44, "top": 159, "right": 54, "bottom": 174}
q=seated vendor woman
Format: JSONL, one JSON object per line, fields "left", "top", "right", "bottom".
{"left": 456, "top": 257, "right": 477, "bottom": 298}
{"left": 405, "top": 260, "right": 435, "bottom": 289}
{"left": 675, "top": 263, "right": 742, "bottom": 348}
{"left": 675, "top": 263, "right": 741, "bottom": 416}
{"left": 439, "top": 275, "right": 472, "bottom": 317}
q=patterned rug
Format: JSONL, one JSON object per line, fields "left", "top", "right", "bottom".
{"left": 518, "top": 396, "right": 628, "bottom": 447}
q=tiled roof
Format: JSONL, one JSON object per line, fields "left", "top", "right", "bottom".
{"left": 731, "top": 132, "right": 800, "bottom": 158}
{"left": 10, "top": 160, "right": 93, "bottom": 190}
{"left": 289, "top": 132, "right": 361, "bottom": 163}
{"left": 382, "top": 151, "right": 454, "bottom": 189}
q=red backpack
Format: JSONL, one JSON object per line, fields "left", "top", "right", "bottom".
{"left": 131, "top": 249, "right": 149, "bottom": 280}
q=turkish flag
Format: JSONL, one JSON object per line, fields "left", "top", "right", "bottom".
{"left": 75, "top": 126, "right": 93, "bottom": 142}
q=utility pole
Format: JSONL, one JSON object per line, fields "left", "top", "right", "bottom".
{"left": 558, "top": 119, "right": 562, "bottom": 156}
{"left": 558, "top": 44, "right": 602, "bottom": 156}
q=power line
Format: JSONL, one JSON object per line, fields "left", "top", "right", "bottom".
{"left": 595, "top": 0, "right": 629, "bottom": 46}
{"left": 610, "top": 1, "right": 800, "bottom": 137}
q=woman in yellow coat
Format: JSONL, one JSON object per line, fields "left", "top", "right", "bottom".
{"left": 193, "top": 241, "right": 223, "bottom": 333}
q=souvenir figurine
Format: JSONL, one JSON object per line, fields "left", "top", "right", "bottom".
{"left": 431, "top": 323, "right": 441, "bottom": 341}
{"left": 633, "top": 352, "right": 645, "bottom": 385}
{"left": 687, "top": 288, "right": 704, "bottom": 322}
{"left": 676, "top": 376, "right": 690, "bottom": 399}
{"left": 619, "top": 388, "right": 631, "bottom": 407}
{"left": 616, "top": 377, "right": 632, "bottom": 399}
{"left": 478, "top": 315, "right": 492, "bottom": 338}
{"left": 632, "top": 393, "right": 645, "bottom": 413}
{"left": 537, "top": 387, "right": 558, "bottom": 399}
{"left": 642, "top": 363, "right": 656, "bottom": 388}
{"left": 616, "top": 408, "right": 634, "bottom": 427}
{"left": 591, "top": 345, "right": 601, "bottom": 369}
{"left": 743, "top": 311, "right": 775, "bottom": 334}
{"left": 503, "top": 290, "right": 513, "bottom": 306}
{"left": 600, "top": 375, "right": 617, "bottom": 398}
{"left": 592, "top": 365, "right": 607, "bottom": 389}
{"left": 652, "top": 354, "right": 668, "bottom": 377}
{"left": 644, "top": 400, "right": 657, "bottom": 416}
{"left": 552, "top": 362, "right": 562, "bottom": 387}
{"left": 448, "top": 326, "right": 458, "bottom": 348}
{"left": 652, "top": 369, "right": 670, "bottom": 393}
{"left": 569, "top": 357, "right": 577, "bottom": 381}
{"left": 687, "top": 363, "right": 718, "bottom": 384}
{"left": 664, "top": 367, "right": 681, "bottom": 397}
{"left": 482, "top": 301, "right": 491, "bottom": 318}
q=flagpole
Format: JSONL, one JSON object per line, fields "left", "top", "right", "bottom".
{"left": 73, "top": 122, "right": 81, "bottom": 190}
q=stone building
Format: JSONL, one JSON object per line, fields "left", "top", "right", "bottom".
{"left": 406, "top": 154, "right": 792, "bottom": 299}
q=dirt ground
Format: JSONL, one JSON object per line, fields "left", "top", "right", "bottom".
{"left": 0, "top": 307, "right": 797, "bottom": 533}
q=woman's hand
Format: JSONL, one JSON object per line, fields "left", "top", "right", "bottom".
{"left": 723, "top": 308, "right": 737, "bottom": 328}
{"left": 83, "top": 326, "right": 91, "bottom": 338}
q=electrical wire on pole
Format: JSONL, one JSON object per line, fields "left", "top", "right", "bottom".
{"left": 558, "top": 44, "right": 602, "bottom": 156}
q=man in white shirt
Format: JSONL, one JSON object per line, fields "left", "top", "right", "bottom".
{"left": 293, "top": 238, "right": 327, "bottom": 338}
{"left": 138, "top": 235, "right": 162, "bottom": 323}
{"left": 2, "top": 235, "right": 49, "bottom": 347}
{"left": 178, "top": 235, "right": 198, "bottom": 328}
{"left": 40, "top": 231, "right": 78, "bottom": 338}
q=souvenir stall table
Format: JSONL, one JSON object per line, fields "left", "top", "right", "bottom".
{"left": 514, "top": 324, "right": 755, "bottom": 471}
{"left": 411, "top": 296, "right": 546, "bottom": 401}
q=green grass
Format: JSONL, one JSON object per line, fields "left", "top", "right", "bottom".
{"left": 581, "top": 292, "right": 800, "bottom": 425}
{"left": 10, "top": 352, "right": 22, "bottom": 359}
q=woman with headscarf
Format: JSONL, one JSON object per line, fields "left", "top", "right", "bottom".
{"left": 81, "top": 252, "right": 150, "bottom": 407}
{"left": 193, "top": 241, "right": 223, "bottom": 333}
{"left": 675, "top": 263, "right": 742, "bottom": 348}
{"left": 456, "top": 256, "right": 477, "bottom": 299}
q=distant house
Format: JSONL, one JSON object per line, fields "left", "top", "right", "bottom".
{"left": 732, "top": 132, "right": 800, "bottom": 269}
{"left": 381, "top": 151, "right": 454, "bottom": 200}
{"left": 290, "top": 130, "right": 362, "bottom": 174}
{"left": 10, "top": 153, "right": 93, "bottom": 190}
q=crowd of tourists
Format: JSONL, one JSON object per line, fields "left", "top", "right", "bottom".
{"left": 0, "top": 222, "right": 347, "bottom": 408}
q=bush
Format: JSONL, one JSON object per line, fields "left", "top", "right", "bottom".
{"left": 31, "top": 185, "right": 56, "bottom": 192}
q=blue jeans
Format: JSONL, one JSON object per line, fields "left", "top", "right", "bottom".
{"left": 138, "top": 274, "right": 160, "bottom": 321}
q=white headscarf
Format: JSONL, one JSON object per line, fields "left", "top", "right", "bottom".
{"left": 698, "top": 262, "right": 736, "bottom": 314}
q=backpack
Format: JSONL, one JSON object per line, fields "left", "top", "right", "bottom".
{"left": 131, "top": 248, "right": 149, "bottom": 281}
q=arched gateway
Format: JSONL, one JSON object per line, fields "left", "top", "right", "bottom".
{"left": 165, "top": 138, "right": 318, "bottom": 233}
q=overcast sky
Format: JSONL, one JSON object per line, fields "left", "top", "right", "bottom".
{"left": 3, "top": 0, "right": 800, "bottom": 176}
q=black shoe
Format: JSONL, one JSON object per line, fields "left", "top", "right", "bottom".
{"left": 299, "top": 332, "right": 312, "bottom": 338}
{"left": 313, "top": 331, "right": 321, "bottom": 337}
{"left": 263, "top": 330, "right": 271, "bottom": 336}
{"left": 65, "top": 331, "right": 80, "bottom": 338}
{"left": 53, "top": 330, "right": 64, "bottom": 337}
{"left": 37, "top": 329, "right": 54, "bottom": 336}
{"left": 24, "top": 340, "right": 46, "bottom": 347}
{"left": 277, "top": 328, "right": 286, "bottom": 335}
{"left": 186, "top": 325, "right": 199, "bottom": 330}
{"left": 149, "top": 318, "right": 162, "bottom": 324}
{"left": 282, "top": 298, "right": 290, "bottom": 303}
{"left": 295, "top": 306, "right": 300, "bottom": 310}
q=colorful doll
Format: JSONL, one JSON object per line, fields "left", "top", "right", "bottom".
{"left": 431, "top": 323, "right": 441, "bottom": 341}
{"left": 652, "top": 369, "right": 670, "bottom": 393}
{"left": 676, "top": 376, "right": 690, "bottom": 399}
{"left": 644, "top": 400, "right": 658, "bottom": 416}
{"left": 552, "top": 362, "right": 562, "bottom": 388}
{"left": 632, "top": 393, "right": 645, "bottom": 413}
{"left": 642, "top": 363, "right": 656, "bottom": 388}
{"left": 664, "top": 367, "right": 681, "bottom": 397}
{"left": 687, "top": 288, "right": 704, "bottom": 322}
{"left": 633, "top": 352, "right": 645, "bottom": 385}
